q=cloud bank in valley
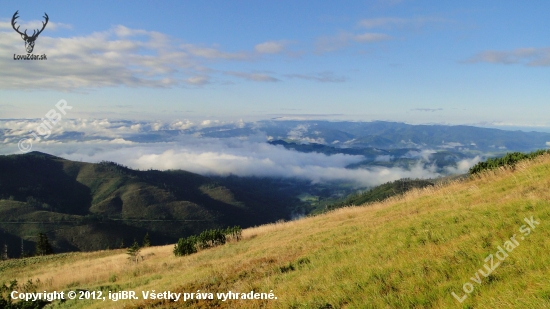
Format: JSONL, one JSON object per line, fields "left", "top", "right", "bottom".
{"left": 0, "top": 119, "right": 481, "bottom": 187}
{"left": 5, "top": 135, "right": 442, "bottom": 187}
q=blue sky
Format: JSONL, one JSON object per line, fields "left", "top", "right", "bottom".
{"left": 1, "top": 0, "right": 550, "bottom": 127}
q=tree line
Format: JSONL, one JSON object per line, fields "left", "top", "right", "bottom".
{"left": 173, "top": 226, "right": 242, "bottom": 257}
{"left": 469, "top": 149, "right": 550, "bottom": 174}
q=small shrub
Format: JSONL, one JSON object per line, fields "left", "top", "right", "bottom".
{"left": 279, "top": 263, "right": 295, "bottom": 273}
{"left": 126, "top": 240, "right": 141, "bottom": 264}
{"left": 142, "top": 233, "right": 151, "bottom": 248}
{"left": 173, "top": 236, "right": 197, "bottom": 256}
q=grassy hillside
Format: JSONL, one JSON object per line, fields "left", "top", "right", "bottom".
{"left": 2, "top": 154, "right": 550, "bottom": 308}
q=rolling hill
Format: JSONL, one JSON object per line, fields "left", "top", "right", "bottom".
{"left": 1, "top": 153, "right": 549, "bottom": 308}
{"left": 0, "top": 152, "right": 302, "bottom": 256}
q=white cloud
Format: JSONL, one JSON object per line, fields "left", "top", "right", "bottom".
{"left": 171, "top": 120, "right": 195, "bottom": 130}
{"left": 445, "top": 156, "right": 481, "bottom": 174}
{"left": 181, "top": 44, "right": 251, "bottom": 60}
{"left": 358, "top": 17, "right": 408, "bottom": 29}
{"left": 0, "top": 118, "right": 207, "bottom": 141}
{"left": 112, "top": 25, "right": 148, "bottom": 37}
{"left": 285, "top": 71, "right": 346, "bottom": 82}
{"left": 109, "top": 138, "right": 134, "bottom": 144}
{"left": 284, "top": 125, "right": 327, "bottom": 144}
{"left": 128, "top": 148, "right": 440, "bottom": 186}
{"left": 352, "top": 33, "right": 391, "bottom": 42}
{"left": 375, "top": 155, "right": 393, "bottom": 162}
{"left": 411, "top": 108, "right": 443, "bottom": 112}
{"left": 315, "top": 15, "right": 449, "bottom": 53}
{"left": 254, "top": 41, "right": 288, "bottom": 54}
{"left": 3, "top": 118, "right": 489, "bottom": 186}
{"left": 440, "top": 142, "right": 463, "bottom": 149}
{"left": 0, "top": 24, "right": 295, "bottom": 90}
{"left": 186, "top": 76, "right": 210, "bottom": 86}
{"left": 1, "top": 134, "right": 439, "bottom": 187}
{"left": 225, "top": 71, "right": 279, "bottom": 82}
{"left": 200, "top": 120, "right": 220, "bottom": 126}
{"left": 465, "top": 47, "right": 550, "bottom": 67}
{"left": 287, "top": 124, "right": 308, "bottom": 139}
{"left": 0, "top": 19, "right": 72, "bottom": 31}
{"left": 1, "top": 26, "right": 193, "bottom": 90}
{"left": 358, "top": 17, "right": 448, "bottom": 29}
{"left": 315, "top": 32, "right": 391, "bottom": 53}
{"left": 404, "top": 149, "right": 436, "bottom": 161}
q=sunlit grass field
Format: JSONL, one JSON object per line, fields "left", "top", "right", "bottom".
{"left": 2, "top": 155, "right": 550, "bottom": 308}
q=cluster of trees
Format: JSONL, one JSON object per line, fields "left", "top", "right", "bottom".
{"left": 96, "top": 160, "right": 135, "bottom": 176}
{"left": 3, "top": 233, "right": 54, "bottom": 259}
{"left": 5, "top": 232, "right": 153, "bottom": 262}
{"left": 469, "top": 150, "right": 550, "bottom": 174}
{"left": 0, "top": 279, "right": 48, "bottom": 309}
{"left": 174, "top": 226, "right": 242, "bottom": 257}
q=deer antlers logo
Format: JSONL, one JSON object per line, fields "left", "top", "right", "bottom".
{"left": 11, "top": 10, "right": 49, "bottom": 54}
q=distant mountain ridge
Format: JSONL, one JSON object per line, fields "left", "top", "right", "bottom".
{"left": 202, "top": 120, "right": 550, "bottom": 152}
{"left": 3, "top": 120, "right": 550, "bottom": 154}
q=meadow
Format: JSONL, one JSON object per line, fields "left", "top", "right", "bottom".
{"left": 2, "top": 155, "right": 550, "bottom": 308}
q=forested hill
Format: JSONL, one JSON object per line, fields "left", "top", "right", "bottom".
{"left": 0, "top": 152, "right": 296, "bottom": 257}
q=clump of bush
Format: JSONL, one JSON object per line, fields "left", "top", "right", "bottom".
{"left": 174, "top": 237, "right": 198, "bottom": 256}
{"left": 224, "top": 225, "right": 242, "bottom": 242}
{"left": 196, "top": 229, "right": 226, "bottom": 249}
{"left": 173, "top": 226, "right": 242, "bottom": 257}
{"left": 1, "top": 279, "right": 49, "bottom": 308}
{"left": 469, "top": 149, "right": 550, "bottom": 175}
